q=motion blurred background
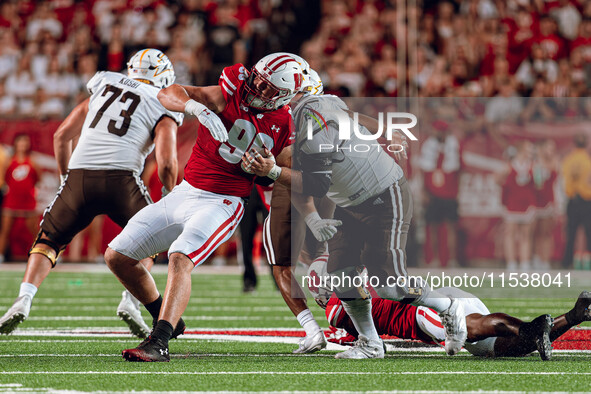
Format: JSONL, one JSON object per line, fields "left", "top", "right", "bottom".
{"left": 0, "top": 0, "right": 590, "bottom": 272}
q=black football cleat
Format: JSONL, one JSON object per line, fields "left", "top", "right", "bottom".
{"left": 122, "top": 336, "right": 170, "bottom": 362}
{"left": 532, "top": 314, "right": 554, "bottom": 361}
{"left": 572, "top": 291, "right": 591, "bottom": 322}
{"left": 171, "top": 318, "right": 186, "bottom": 339}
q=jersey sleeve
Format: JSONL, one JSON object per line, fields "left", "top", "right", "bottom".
{"left": 86, "top": 71, "right": 107, "bottom": 95}
{"left": 219, "top": 63, "right": 248, "bottom": 103}
{"left": 270, "top": 110, "right": 295, "bottom": 158}
{"left": 164, "top": 109, "right": 184, "bottom": 126}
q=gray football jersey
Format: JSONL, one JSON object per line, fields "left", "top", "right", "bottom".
{"left": 293, "top": 95, "right": 403, "bottom": 207}
{"left": 68, "top": 71, "right": 184, "bottom": 175}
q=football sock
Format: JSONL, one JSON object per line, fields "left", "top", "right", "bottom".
{"left": 565, "top": 308, "right": 580, "bottom": 326}
{"left": 515, "top": 314, "right": 550, "bottom": 354}
{"left": 145, "top": 295, "right": 163, "bottom": 321}
{"left": 152, "top": 320, "right": 173, "bottom": 344}
{"left": 19, "top": 282, "right": 38, "bottom": 299}
{"left": 340, "top": 298, "right": 381, "bottom": 342}
{"left": 296, "top": 309, "right": 321, "bottom": 336}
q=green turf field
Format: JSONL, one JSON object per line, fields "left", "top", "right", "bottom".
{"left": 0, "top": 268, "right": 590, "bottom": 393}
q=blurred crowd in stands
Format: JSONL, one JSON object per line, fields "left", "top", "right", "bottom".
{"left": 2, "top": 0, "right": 591, "bottom": 272}
{"left": 0, "top": 0, "right": 318, "bottom": 119}
{"left": 2, "top": 0, "right": 591, "bottom": 119}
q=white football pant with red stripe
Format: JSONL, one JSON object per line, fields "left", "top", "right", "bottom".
{"left": 416, "top": 306, "right": 446, "bottom": 344}
{"left": 109, "top": 180, "right": 244, "bottom": 266}
{"left": 416, "top": 289, "right": 496, "bottom": 357}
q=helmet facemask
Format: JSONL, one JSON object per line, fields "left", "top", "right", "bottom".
{"left": 240, "top": 53, "right": 304, "bottom": 111}
{"left": 242, "top": 69, "right": 293, "bottom": 111}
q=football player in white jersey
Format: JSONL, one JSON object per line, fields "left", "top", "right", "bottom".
{"left": 0, "top": 49, "right": 184, "bottom": 339}
{"left": 246, "top": 93, "right": 468, "bottom": 359}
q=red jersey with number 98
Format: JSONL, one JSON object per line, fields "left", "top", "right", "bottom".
{"left": 183, "top": 64, "right": 294, "bottom": 198}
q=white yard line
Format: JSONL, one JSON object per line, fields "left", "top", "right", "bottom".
{"left": 17, "top": 316, "right": 297, "bottom": 321}
{"left": 34, "top": 391, "right": 570, "bottom": 394}
{"left": 9, "top": 327, "right": 306, "bottom": 334}
{"left": 23, "top": 306, "right": 289, "bottom": 312}
{"left": 1, "top": 351, "right": 590, "bottom": 357}
{"left": 2, "top": 371, "right": 591, "bottom": 376}
{"left": 0, "top": 298, "right": 287, "bottom": 304}
{"left": 0, "top": 389, "right": 565, "bottom": 394}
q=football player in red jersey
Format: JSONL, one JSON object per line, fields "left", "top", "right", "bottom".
{"left": 105, "top": 53, "right": 304, "bottom": 362}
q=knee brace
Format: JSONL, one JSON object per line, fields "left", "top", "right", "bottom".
{"left": 29, "top": 232, "right": 64, "bottom": 268}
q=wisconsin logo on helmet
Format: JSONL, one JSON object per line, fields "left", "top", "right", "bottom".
{"left": 127, "top": 48, "right": 176, "bottom": 89}
{"left": 263, "top": 54, "right": 298, "bottom": 74}
{"left": 270, "top": 52, "right": 323, "bottom": 95}
{"left": 294, "top": 73, "right": 302, "bottom": 91}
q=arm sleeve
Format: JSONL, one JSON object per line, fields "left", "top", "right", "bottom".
{"left": 299, "top": 152, "right": 333, "bottom": 197}
{"left": 296, "top": 115, "right": 338, "bottom": 197}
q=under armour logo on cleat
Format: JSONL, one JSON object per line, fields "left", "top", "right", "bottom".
{"left": 159, "top": 348, "right": 168, "bottom": 355}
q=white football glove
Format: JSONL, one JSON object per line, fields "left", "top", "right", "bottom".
{"left": 241, "top": 148, "right": 282, "bottom": 180}
{"left": 185, "top": 99, "right": 228, "bottom": 142}
{"left": 255, "top": 150, "right": 282, "bottom": 180}
{"left": 304, "top": 212, "right": 342, "bottom": 242}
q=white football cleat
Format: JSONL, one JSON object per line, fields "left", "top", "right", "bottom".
{"left": 439, "top": 297, "right": 467, "bottom": 355}
{"left": 334, "top": 335, "right": 385, "bottom": 359}
{"left": 293, "top": 330, "right": 327, "bottom": 354}
{"left": 0, "top": 295, "right": 32, "bottom": 334}
{"left": 117, "top": 291, "right": 150, "bottom": 339}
